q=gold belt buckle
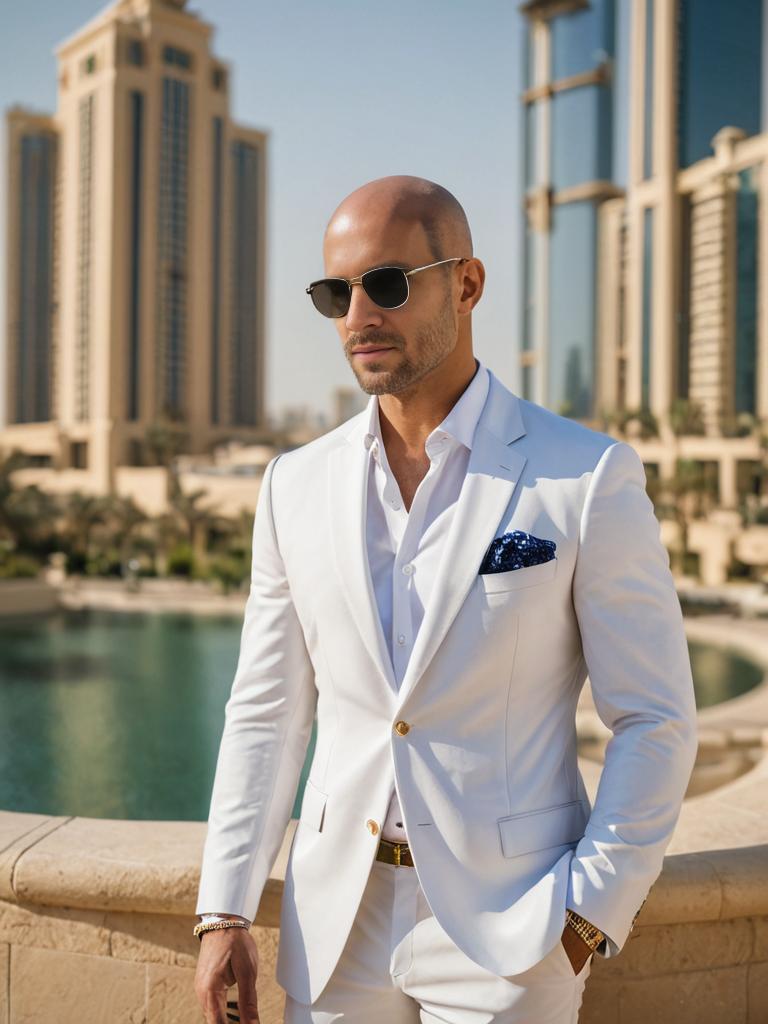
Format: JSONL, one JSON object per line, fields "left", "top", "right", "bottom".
{"left": 393, "top": 842, "right": 403, "bottom": 867}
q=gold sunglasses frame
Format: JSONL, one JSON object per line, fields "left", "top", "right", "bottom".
{"left": 305, "top": 257, "right": 468, "bottom": 317}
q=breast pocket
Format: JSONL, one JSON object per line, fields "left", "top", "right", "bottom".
{"left": 479, "top": 556, "right": 558, "bottom": 595}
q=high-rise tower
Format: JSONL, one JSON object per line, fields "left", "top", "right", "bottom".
{"left": 2, "top": 0, "right": 268, "bottom": 492}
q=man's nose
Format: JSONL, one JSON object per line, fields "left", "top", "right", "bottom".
{"left": 344, "top": 281, "right": 385, "bottom": 333}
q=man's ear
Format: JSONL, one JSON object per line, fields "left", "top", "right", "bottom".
{"left": 457, "top": 258, "right": 485, "bottom": 315}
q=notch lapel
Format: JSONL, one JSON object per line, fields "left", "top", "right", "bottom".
{"left": 395, "top": 373, "right": 528, "bottom": 710}
{"left": 327, "top": 372, "right": 528, "bottom": 709}
{"left": 328, "top": 432, "right": 399, "bottom": 699}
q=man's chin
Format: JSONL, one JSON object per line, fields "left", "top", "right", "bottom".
{"left": 356, "top": 373, "right": 398, "bottom": 396}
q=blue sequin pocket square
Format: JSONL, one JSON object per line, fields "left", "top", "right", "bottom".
{"left": 478, "top": 530, "right": 557, "bottom": 575}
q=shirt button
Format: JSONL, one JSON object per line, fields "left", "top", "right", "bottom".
{"left": 366, "top": 819, "right": 379, "bottom": 835}
{"left": 402, "top": 564, "right": 413, "bottom": 575}
{"left": 391, "top": 500, "right": 401, "bottom": 510}
{"left": 397, "top": 634, "right": 406, "bottom": 645}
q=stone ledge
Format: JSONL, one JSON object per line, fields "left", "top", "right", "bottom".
{"left": 0, "top": 808, "right": 765, "bottom": 934}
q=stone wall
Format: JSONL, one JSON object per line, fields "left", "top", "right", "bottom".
{"left": 0, "top": 806, "right": 766, "bottom": 1023}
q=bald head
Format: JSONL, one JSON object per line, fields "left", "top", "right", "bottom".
{"left": 323, "top": 175, "right": 473, "bottom": 264}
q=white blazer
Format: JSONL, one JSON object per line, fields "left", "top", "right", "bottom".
{"left": 195, "top": 368, "right": 698, "bottom": 1005}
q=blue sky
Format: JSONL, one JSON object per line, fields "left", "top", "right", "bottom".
{"left": 0, "top": 0, "right": 525, "bottom": 425}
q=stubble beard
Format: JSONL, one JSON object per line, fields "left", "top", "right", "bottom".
{"left": 345, "top": 301, "right": 457, "bottom": 396}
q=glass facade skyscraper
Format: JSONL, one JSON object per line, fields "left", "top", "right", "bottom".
{"left": 520, "top": 0, "right": 768, "bottom": 582}
{"left": 520, "top": 0, "right": 622, "bottom": 419}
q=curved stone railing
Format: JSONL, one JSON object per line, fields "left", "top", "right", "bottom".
{"left": 1, "top": 607, "right": 767, "bottom": 1021}
{"left": 1, "top": 740, "right": 767, "bottom": 1024}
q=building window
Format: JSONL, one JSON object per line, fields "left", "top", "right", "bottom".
{"left": 211, "top": 116, "right": 224, "bottom": 424}
{"left": 127, "top": 39, "right": 145, "bottom": 66}
{"left": 676, "top": 192, "right": 691, "bottom": 400}
{"left": 523, "top": 21, "right": 535, "bottom": 89}
{"left": 76, "top": 94, "right": 94, "bottom": 422}
{"left": 734, "top": 166, "right": 759, "bottom": 416}
{"left": 163, "top": 45, "right": 192, "bottom": 70}
{"left": 16, "top": 133, "right": 56, "bottom": 424}
{"left": 550, "top": 0, "right": 614, "bottom": 80}
{"left": 551, "top": 83, "right": 612, "bottom": 190}
{"left": 25, "top": 454, "right": 53, "bottom": 468}
{"left": 642, "top": 0, "right": 654, "bottom": 179}
{"left": 212, "top": 66, "right": 227, "bottom": 91}
{"left": 522, "top": 224, "right": 537, "bottom": 353}
{"left": 641, "top": 206, "right": 654, "bottom": 410}
{"left": 522, "top": 363, "right": 533, "bottom": 402}
{"left": 676, "top": 0, "right": 762, "bottom": 168}
{"left": 525, "top": 102, "right": 538, "bottom": 190}
{"left": 156, "top": 77, "right": 190, "bottom": 420}
{"left": 230, "top": 140, "right": 261, "bottom": 427}
{"left": 547, "top": 200, "right": 597, "bottom": 419}
{"left": 84, "top": 54, "right": 96, "bottom": 75}
{"left": 128, "top": 91, "right": 144, "bottom": 421}
{"left": 71, "top": 441, "right": 88, "bottom": 469}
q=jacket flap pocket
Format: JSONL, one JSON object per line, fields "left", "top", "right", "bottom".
{"left": 497, "top": 799, "right": 585, "bottom": 858}
{"left": 299, "top": 778, "right": 327, "bottom": 832}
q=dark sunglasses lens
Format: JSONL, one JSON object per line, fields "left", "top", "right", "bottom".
{"left": 310, "top": 280, "right": 350, "bottom": 318}
{"left": 363, "top": 268, "right": 408, "bottom": 309}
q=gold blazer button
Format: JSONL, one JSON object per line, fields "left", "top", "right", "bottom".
{"left": 394, "top": 721, "right": 411, "bottom": 735}
{"left": 366, "top": 819, "right": 379, "bottom": 835}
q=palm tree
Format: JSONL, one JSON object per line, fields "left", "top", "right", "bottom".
{"left": 0, "top": 448, "right": 60, "bottom": 558}
{"left": 169, "top": 486, "right": 227, "bottom": 572}
{"left": 100, "top": 494, "right": 150, "bottom": 570}
{"left": 145, "top": 418, "right": 190, "bottom": 502}
{"left": 56, "top": 491, "right": 112, "bottom": 570}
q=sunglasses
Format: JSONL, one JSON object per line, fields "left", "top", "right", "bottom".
{"left": 305, "top": 257, "right": 468, "bottom": 318}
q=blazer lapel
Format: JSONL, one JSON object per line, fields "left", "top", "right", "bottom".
{"left": 395, "top": 372, "right": 528, "bottom": 710}
{"left": 327, "top": 372, "right": 528, "bottom": 709}
{"left": 328, "top": 430, "right": 399, "bottom": 699}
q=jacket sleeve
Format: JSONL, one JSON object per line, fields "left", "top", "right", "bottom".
{"left": 567, "top": 440, "right": 698, "bottom": 957}
{"left": 195, "top": 453, "right": 318, "bottom": 922}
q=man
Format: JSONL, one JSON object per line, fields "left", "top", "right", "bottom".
{"left": 194, "top": 176, "right": 698, "bottom": 1023}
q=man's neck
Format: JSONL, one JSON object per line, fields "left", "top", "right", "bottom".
{"left": 377, "top": 356, "right": 478, "bottom": 458}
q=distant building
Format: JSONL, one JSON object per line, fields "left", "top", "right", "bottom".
{"left": 520, "top": 0, "right": 768, "bottom": 582}
{"left": 2, "top": 0, "right": 268, "bottom": 494}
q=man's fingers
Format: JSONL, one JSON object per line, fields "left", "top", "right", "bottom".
{"left": 195, "top": 929, "right": 259, "bottom": 1024}
{"left": 232, "top": 953, "right": 260, "bottom": 1024}
{"left": 198, "top": 987, "right": 229, "bottom": 1024}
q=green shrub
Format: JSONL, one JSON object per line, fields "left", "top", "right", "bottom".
{"left": 167, "top": 543, "right": 195, "bottom": 577}
{"left": 0, "top": 554, "right": 41, "bottom": 579}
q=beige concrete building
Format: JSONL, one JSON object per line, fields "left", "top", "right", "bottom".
{"left": 2, "top": 0, "right": 268, "bottom": 496}
{"left": 520, "top": 0, "right": 768, "bottom": 583}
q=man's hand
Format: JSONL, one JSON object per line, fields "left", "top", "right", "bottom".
{"left": 194, "top": 925, "right": 261, "bottom": 1024}
{"left": 560, "top": 923, "right": 593, "bottom": 976}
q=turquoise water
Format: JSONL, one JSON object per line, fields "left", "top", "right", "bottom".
{"left": 0, "top": 608, "right": 762, "bottom": 820}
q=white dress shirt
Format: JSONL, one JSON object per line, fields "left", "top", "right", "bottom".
{"left": 361, "top": 359, "right": 491, "bottom": 843}
{"left": 201, "top": 359, "right": 490, "bottom": 923}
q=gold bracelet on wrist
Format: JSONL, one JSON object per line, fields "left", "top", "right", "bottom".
{"left": 565, "top": 909, "right": 604, "bottom": 952}
{"left": 193, "top": 919, "right": 250, "bottom": 942}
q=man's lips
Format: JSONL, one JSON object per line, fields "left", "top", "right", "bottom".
{"left": 350, "top": 346, "right": 397, "bottom": 360}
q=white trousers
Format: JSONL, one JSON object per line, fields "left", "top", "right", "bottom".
{"left": 283, "top": 856, "right": 592, "bottom": 1023}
